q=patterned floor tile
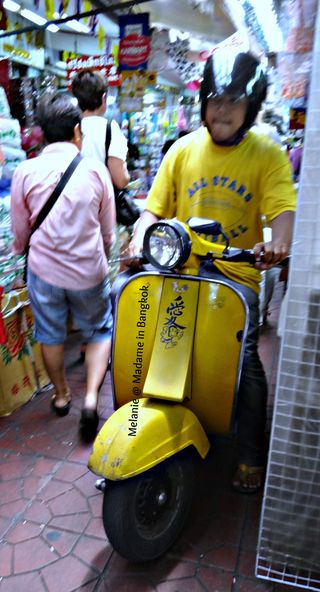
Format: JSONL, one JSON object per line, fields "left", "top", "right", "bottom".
{"left": 0, "top": 284, "right": 291, "bottom": 591}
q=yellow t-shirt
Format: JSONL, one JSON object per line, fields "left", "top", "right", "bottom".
{"left": 146, "top": 127, "right": 296, "bottom": 293}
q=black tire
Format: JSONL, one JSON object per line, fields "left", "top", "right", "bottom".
{"left": 102, "top": 452, "right": 195, "bottom": 562}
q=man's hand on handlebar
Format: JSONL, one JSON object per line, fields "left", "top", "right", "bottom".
{"left": 121, "top": 240, "right": 144, "bottom": 268}
{"left": 125, "top": 210, "right": 160, "bottom": 268}
{"left": 253, "top": 239, "right": 290, "bottom": 270}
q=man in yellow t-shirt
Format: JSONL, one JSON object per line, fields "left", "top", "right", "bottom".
{"left": 129, "top": 51, "right": 296, "bottom": 493}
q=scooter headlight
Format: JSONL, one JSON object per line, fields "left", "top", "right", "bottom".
{"left": 143, "top": 220, "right": 191, "bottom": 270}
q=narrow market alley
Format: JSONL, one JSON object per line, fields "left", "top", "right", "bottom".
{"left": 0, "top": 280, "right": 301, "bottom": 592}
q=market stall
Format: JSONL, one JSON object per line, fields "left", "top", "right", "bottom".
{"left": 0, "top": 87, "right": 49, "bottom": 416}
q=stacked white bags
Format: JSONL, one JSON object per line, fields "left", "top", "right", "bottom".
{"left": 0, "top": 86, "right": 26, "bottom": 290}
{"left": 0, "top": 86, "right": 26, "bottom": 180}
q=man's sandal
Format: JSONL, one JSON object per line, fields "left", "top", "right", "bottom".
{"left": 232, "top": 464, "right": 265, "bottom": 494}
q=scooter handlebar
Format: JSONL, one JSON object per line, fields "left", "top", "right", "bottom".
{"left": 220, "top": 247, "right": 257, "bottom": 265}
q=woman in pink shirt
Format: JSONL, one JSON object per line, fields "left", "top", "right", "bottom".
{"left": 11, "top": 93, "right": 116, "bottom": 441}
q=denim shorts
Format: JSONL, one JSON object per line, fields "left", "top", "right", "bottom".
{"left": 27, "top": 269, "right": 113, "bottom": 345}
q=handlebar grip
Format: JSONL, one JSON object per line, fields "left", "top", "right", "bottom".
{"left": 221, "top": 248, "right": 257, "bottom": 264}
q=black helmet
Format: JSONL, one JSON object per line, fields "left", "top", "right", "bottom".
{"left": 200, "top": 52, "right": 268, "bottom": 132}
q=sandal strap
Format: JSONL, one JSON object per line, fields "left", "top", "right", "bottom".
{"left": 238, "top": 464, "right": 265, "bottom": 475}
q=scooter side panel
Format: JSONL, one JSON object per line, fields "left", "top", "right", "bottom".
{"left": 112, "top": 274, "right": 163, "bottom": 407}
{"left": 88, "top": 398, "right": 210, "bottom": 480}
{"left": 143, "top": 278, "right": 199, "bottom": 401}
{"left": 187, "top": 280, "right": 247, "bottom": 434}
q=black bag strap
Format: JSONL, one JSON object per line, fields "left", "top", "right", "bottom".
{"left": 30, "top": 153, "right": 82, "bottom": 237}
{"left": 105, "top": 120, "right": 112, "bottom": 165}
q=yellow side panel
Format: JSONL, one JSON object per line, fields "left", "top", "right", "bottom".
{"left": 186, "top": 281, "right": 246, "bottom": 434}
{"left": 112, "top": 274, "right": 163, "bottom": 407}
{"left": 143, "top": 278, "right": 199, "bottom": 401}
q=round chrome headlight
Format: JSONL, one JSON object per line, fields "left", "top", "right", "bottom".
{"left": 143, "top": 220, "right": 191, "bottom": 270}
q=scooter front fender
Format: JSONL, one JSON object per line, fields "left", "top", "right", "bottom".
{"left": 88, "top": 398, "right": 210, "bottom": 480}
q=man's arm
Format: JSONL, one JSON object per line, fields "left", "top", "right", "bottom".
{"left": 11, "top": 167, "right": 31, "bottom": 254}
{"left": 128, "top": 209, "right": 160, "bottom": 258}
{"left": 253, "top": 211, "right": 295, "bottom": 270}
{"left": 99, "top": 171, "right": 117, "bottom": 258}
{"left": 107, "top": 156, "right": 130, "bottom": 189}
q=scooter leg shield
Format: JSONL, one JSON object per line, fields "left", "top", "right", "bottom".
{"left": 88, "top": 397, "right": 210, "bottom": 480}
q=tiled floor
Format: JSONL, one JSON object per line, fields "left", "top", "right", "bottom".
{"left": 0, "top": 281, "right": 302, "bottom": 592}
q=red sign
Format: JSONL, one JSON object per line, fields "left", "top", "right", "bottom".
{"left": 66, "top": 54, "right": 121, "bottom": 88}
{"left": 119, "top": 34, "right": 150, "bottom": 69}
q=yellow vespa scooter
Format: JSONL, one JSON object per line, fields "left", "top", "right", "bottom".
{"left": 89, "top": 217, "right": 258, "bottom": 562}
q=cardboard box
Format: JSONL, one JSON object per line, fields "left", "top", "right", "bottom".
{"left": 0, "top": 287, "right": 50, "bottom": 416}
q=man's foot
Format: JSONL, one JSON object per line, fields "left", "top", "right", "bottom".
{"left": 232, "top": 464, "right": 265, "bottom": 493}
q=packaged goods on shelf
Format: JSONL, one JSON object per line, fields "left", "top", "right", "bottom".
{"left": 2, "top": 145, "right": 26, "bottom": 179}
{"left": 0, "top": 86, "right": 11, "bottom": 119}
{"left": 0, "top": 118, "right": 23, "bottom": 149}
{"left": 0, "top": 193, "right": 26, "bottom": 291}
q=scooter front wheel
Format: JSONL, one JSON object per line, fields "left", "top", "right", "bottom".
{"left": 102, "top": 452, "right": 195, "bottom": 562}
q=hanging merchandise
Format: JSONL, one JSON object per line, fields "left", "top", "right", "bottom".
{"left": 241, "top": 0, "right": 269, "bottom": 52}
{"left": 97, "top": 23, "right": 105, "bottom": 50}
{"left": 168, "top": 38, "right": 203, "bottom": 89}
{"left": 187, "top": 0, "right": 214, "bottom": 16}
{"left": 44, "top": 0, "right": 55, "bottom": 21}
{"left": 289, "top": 106, "right": 306, "bottom": 130}
{"left": 277, "top": 0, "right": 317, "bottom": 101}
{"left": 0, "top": 0, "right": 7, "bottom": 31}
{"left": 119, "top": 70, "right": 156, "bottom": 113}
{"left": 58, "top": 0, "right": 69, "bottom": 15}
{"left": 277, "top": 52, "right": 313, "bottom": 100}
{"left": 148, "top": 29, "right": 170, "bottom": 72}
{"left": 177, "top": 105, "right": 187, "bottom": 131}
{"left": 284, "top": 0, "right": 318, "bottom": 53}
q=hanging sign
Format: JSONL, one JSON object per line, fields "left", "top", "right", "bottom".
{"left": 66, "top": 54, "right": 121, "bottom": 87}
{"left": 118, "top": 13, "right": 150, "bottom": 71}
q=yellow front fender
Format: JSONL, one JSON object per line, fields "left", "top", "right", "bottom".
{"left": 88, "top": 398, "right": 210, "bottom": 480}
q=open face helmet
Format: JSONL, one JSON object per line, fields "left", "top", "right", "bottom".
{"left": 200, "top": 51, "right": 268, "bottom": 133}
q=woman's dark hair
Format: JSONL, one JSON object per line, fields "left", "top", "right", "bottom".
{"left": 36, "top": 93, "right": 81, "bottom": 144}
{"left": 71, "top": 69, "right": 107, "bottom": 111}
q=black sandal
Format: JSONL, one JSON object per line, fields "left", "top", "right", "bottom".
{"left": 79, "top": 409, "right": 99, "bottom": 442}
{"left": 51, "top": 392, "right": 71, "bottom": 417}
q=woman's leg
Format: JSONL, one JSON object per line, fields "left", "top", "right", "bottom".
{"left": 83, "top": 339, "right": 111, "bottom": 410}
{"left": 41, "top": 343, "right": 70, "bottom": 408}
{"left": 27, "top": 269, "right": 70, "bottom": 410}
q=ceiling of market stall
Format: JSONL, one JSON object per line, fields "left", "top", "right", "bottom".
{"left": 1, "top": 0, "right": 236, "bottom": 46}
{"left": 0, "top": 0, "right": 284, "bottom": 86}
{"left": 101, "top": 0, "right": 236, "bottom": 46}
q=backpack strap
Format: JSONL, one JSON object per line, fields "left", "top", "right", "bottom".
{"left": 105, "top": 120, "right": 112, "bottom": 166}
